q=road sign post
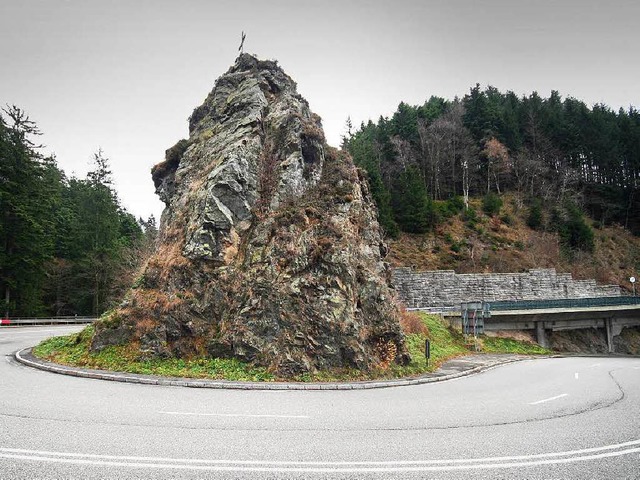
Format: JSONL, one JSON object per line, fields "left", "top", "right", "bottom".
{"left": 425, "top": 339, "right": 431, "bottom": 367}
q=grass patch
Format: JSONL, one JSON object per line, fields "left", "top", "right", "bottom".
{"left": 33, "top": 325, "right": 274, "bottom": 382}
{"left": 387, "top": 313, "right": 472, "bottom": 379}
{"left": 480, "top": 336, "right": 549, "bottom": 355}
{"left": 32, "top": 314, "right": 549, "bottom": 383}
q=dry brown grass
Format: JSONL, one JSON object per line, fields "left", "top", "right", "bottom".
{"left": 148, "top": 241, "right": 191, "bottom": 282}
{"left": 134, "top": 317, "right": 159, "bottom": 337}
{"left": 129, "top": 288, "right": 185, "bottom": 317}
{"left": 399, "top": 309, "right": 429, "bottom": 335}
{"left": 301, "top": 116, "right": 325, "bottom": 143}
{"left": 374, "top": 339, "right": 398, "bottom": 369}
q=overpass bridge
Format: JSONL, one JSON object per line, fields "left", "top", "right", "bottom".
{"left": 431, "top": 296, "right": 640, "bottom": 353}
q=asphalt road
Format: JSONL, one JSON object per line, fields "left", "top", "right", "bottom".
{"left": 1, "top": 326, "right": 639, "bottom": 479}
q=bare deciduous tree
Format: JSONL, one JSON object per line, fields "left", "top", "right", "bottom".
{"left": 418, "top": 103, "right": 476, "bottom": 205}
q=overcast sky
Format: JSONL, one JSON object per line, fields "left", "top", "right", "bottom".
{"left": 1, "top": 0, "right": 639, "bottom": 221}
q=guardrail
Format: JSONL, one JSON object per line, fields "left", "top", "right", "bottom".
{"left": 0, "top": 316, "right": 98, "bottom": 326}
{"left": 405, "top": 296, "right": 640, "bottom": 313}
{"left": 405, "top": 306, "right": 460, "bottom": 314}
{"left": 488, "top": 296, "right": 640, "bottom": 311}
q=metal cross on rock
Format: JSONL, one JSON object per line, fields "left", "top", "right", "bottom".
{"left": 239, "top": 31, "right": 246, "bottom": 54}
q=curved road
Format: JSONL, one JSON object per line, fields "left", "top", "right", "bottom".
{"left": 1, "top": 326, "right": 639, "bottom": 479}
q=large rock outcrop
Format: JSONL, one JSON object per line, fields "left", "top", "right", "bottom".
{"left": 91, "top": 54, "right": 409, "bottom": 376}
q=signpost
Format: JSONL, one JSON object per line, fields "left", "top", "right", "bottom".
{"left": 425, "top": 339, "right": 431, "bottom": 367}
{"left": 631, "top": 276, "right": 636, "bottom": 297}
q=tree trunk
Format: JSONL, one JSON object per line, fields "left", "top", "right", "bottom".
{"left": 4, "top": 285, "right": 9, "bottom": 319}
{"left": 462, "top": 160, "right": 470, "bottom": 208}
{"left": 4, "top": 242, "right": 12, "bottom": 318}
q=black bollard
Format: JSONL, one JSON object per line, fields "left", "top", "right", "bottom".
{"left": 425, "top": 339, "right": 431, "bottom": 367}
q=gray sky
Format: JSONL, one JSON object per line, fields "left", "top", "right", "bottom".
{"left": 1, "top": 0, "right": 639, "bottom": 221}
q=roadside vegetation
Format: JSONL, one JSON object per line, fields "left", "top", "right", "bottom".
{"left": 33, "top": 313, "right": 549, "bottom": 383}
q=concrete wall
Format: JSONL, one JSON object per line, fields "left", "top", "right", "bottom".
{"left": 392, "top": 268, "right": 622, "bottom": 308}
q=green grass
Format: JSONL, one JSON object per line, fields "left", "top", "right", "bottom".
{"left": 32, "top": 313, "right": 549, "bottom": 382}
{"left": 33, "top": 326, "right": 274, "bottom": 382}
{"left": 388, "top": 314, "right": 470, "bottom": 378}
{"left": 480, "top": 335, "right": 550, "bottom": 355}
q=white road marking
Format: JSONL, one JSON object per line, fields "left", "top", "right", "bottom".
{"left": 158, "top": 411, "right": 310, "bottom": 419}
{"left": 574, "top": 372, "right": 579, "bottom": 380}
{"left": 589, "top": 363, "right": 601, "bottom": 368}
{"left": 529, "top": 393, "right": 568, "bottom": 405}
{"left": 1, "top": 440, "right": 640, "bottom": 472}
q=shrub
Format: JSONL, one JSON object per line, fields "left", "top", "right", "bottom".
{"left": 549, "top": 207, "right": 563, "bottom": 232}
{"left": 374, "top": 339, "right": 398, "bottom": 369}
{"left": 439, "top": 196, "right": 465, "bottom": 217}
{"left": 557, "top": 202, "right": 595, "bottom": 253}
{"left": 500, "top": 214, "right": 514, "bottom": 226}
{"left": 482, "top": 192, "right": 503, "bottom": 216}
{"left": 433, "top": 201, "right": 453, "bottom": 220}
{"left": 463, "top": 207, "right": 477, "bottom": 224}
{"left": 399, "top": 310, "right": 429, "bottom": 335}
{"left": 562, "top": 214, "right": 595, "bottom": 252}
{"left": 165, "top": 139, "right": 189, "bottom": 165}
{"left": 449, "top": 195, "right": 466, "bottom": 213}
{"left": 527, "top": 200, "right": 543, "bottom": 229}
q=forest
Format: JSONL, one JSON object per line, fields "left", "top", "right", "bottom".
{"left": 344, "top": 85, "right": 640, "bottom": 244}
{"left": 0, "top": 106, "right": 156, "bottom": 318}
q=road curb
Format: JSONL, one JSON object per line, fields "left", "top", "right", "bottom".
{"left": 14, "top": 348, "right": 540, "bottom": 390}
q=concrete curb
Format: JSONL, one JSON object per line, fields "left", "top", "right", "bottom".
{"left": 15, "top": 348, "right": 538, "bottom": 390}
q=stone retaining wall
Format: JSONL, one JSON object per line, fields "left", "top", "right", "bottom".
{"left": 392, "top": 268, "right": 622, "bottom": 308}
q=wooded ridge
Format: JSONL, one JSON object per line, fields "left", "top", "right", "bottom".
{"left": 344, "top": 85, "right": 640, "bottom": 240}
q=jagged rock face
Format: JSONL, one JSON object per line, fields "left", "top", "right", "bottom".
{"left": 91, "top": 54, "right": 409, "bottom": 376}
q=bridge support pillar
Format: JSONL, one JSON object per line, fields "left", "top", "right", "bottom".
{"left": 535, "top": 322, "right": 548, "bottom": 348}
{"left": 605, "top": 319, "right": 614, "bottom": 354}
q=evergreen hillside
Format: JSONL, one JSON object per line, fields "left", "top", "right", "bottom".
{"left": 344, "top": 86, "right": 640, "bottom": 241}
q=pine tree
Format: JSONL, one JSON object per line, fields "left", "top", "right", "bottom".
{"left": 392, "top": 167, "right": 436, "bottom": 233}
{"left": 0, "top": 106, "right": 59, "bottom": 316}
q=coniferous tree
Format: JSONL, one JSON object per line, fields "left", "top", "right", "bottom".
{"left": 0, "top": 106, "right": 59, "bottom": 316}
{"left": 392, "top": 167, "right": 436, "bottom": 233}
{"left": 1, "top": 107, "right": 148, "bottom": 317}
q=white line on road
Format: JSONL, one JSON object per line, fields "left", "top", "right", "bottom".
{"left": 529, "top": 393, "right": 569, "bottom": 405}
{"left": 158, "top": 411, "right": 310, "bottom": 419}
{"left": 589, "top": 363, "right": 601, "bottom": 368}
{"left": 575, "top": 372, "right": 579, "bottom": 380}
{"left": 1, "top": 440, "right": 640, "bottom": 472}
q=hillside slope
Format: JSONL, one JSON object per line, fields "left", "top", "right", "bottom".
{"left": 386, "top": 194, "right": 640, "bottom": 294}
